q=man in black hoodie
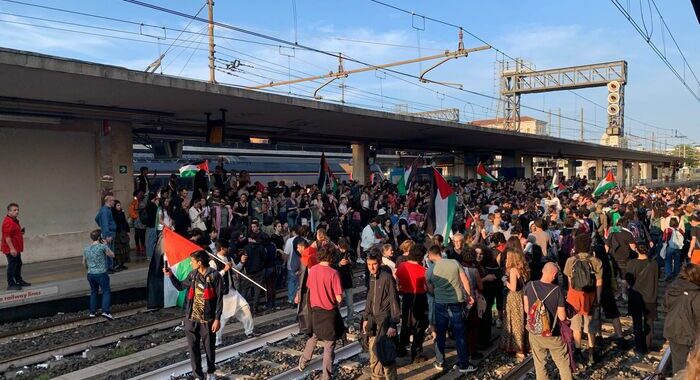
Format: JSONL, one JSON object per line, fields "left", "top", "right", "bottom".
{"left": 363, "top": 252, "right": 401, "bottom": 380}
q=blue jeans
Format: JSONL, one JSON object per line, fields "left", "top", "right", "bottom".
{"left": 287, "top": 214, "right": 298, "bottom": 229}
{"left": 287, "top": 269, "right": 299, "bottom": 304}
{"left": 106, "top": 240, "right": 115, "bottom": 270}
{"left": 145, "top": 227, "right": 157, "bottom": 260}
{"left": 665, "top": 248, "right": 682, "bottom": 279}
{"left": 87, "top": 272, "right": 111, "bottom": 314}
{"left": 434, "top": 302, "right": 469, "bottom": 367}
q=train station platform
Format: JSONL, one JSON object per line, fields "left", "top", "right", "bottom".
{"left": 0, "top": 255, "right": 149, "bottom": 321}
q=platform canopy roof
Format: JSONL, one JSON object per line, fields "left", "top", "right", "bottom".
{"left": 0, "top": 48, "right": 677, "bottom": 163}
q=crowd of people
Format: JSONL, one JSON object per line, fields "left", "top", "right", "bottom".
{"left": 13, "top": 163, "right": 697, "bottom": 380}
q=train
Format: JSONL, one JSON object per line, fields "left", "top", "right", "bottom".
{"left": 132, "top": 155, "right": 386, "bottom": 190}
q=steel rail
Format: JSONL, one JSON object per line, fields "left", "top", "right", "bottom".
{"left": 131, "top": 300, "right": 367, "bottom": 380}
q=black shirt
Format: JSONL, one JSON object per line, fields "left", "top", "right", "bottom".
{"left": 144, "top": 202, "right": 158, "bottom": 228}
{"left": 271, "top": 233, "right": 284, "bottom": 250}
{"left": 523, "top": 280, "right": 565, "bottom": 336}
{"left": 625, "top": 258, "right": 658, "bottom": 305}
{"left": 606, "top": 229, "right": 636, "bottom": 266}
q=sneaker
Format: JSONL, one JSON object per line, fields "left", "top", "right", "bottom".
{"left": 101, "top": 313, "right": 114, "bottom": 320}
{"left": 246, "top": 332, "right": 260, "bottom": 338}
{"left": 6, "top": 285, "right": 22, "bottom": 291}
{"left": 456, "top": 363, "right": 478, "bottom": 374}
{"left": 434, "top": 362, "right": 444, "bottom": 371}
{"left": 89, "top": 313, "right": 96, "bottom": 318}
{"left": 206, "top": 374, "right": 217, "bottom": 380}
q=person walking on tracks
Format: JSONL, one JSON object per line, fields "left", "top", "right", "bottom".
{"left": 563, "top": 234, "right": 603, "bottom": 365}
{"left": 297, "top": 245, "right": 344, "bottom": 380}
{"left": 425, "top": 245, "right": 477, "bottom": 374}
{"left": 524, "top": 262, "right": 572, "bottom": 380}
{"left": 164, "top": 250, "right": 223, "bottom": 380}
{"left": 625, "top": 244, "right": 658, "bottom": 354}
{"left": 363, "top": 252, "right": 401, "bottom": 379}
{"left": 395, "top": 244, "right": 430, "bottom": 363}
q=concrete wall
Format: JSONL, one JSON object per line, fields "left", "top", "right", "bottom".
{"left": 0, "top": 121, "right": 133, "bottom": 265}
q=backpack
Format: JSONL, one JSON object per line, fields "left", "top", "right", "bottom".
{"left": 139, "top": 207, "right": 149, "bottom": 225}
{"left": 627, "top": 222, "right": 641, "bottom": 241}
{"left": 526, "top": 283, "right": 558, "bottom": 337}
{"left": 571, "top": 257, "right": 596, "bottom": 291}
{"left": 669, "top": 228, "right": 685, "bottom": 250}
{"left": 559, "top": 232, "right": 575, "bottom": 258}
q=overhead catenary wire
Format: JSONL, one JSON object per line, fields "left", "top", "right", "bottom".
{"left": 1, "top": 0, "right": 681, "bottom": 149}
{"left": 126, "top": 0, "right": 668, "bottom": 148}
{"left": 366, "top": 0, "right": 694, "bottom": 145}
{"left": 610, "top": 0, "right": 700, "bottom": 102}
{"left": 333, "top": 37, "right": 446, "bottom": 51}
{"left": 160, "top": 1, "right": 206, "bottom": 56}
{"left": 0, "top": 1, "right": 285, "bottom": 48}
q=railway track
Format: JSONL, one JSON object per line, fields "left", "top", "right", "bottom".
{"left": 0, "top": 312, "right": 183, "bottom": 372}
{"left": 131, "top": 300, "right": 367, "bottom": 380}
{"left": 39, "top": 274, "right": 368, "bottom": 380}
{"left": 495, "top": 277, "right": 670, "bottom": 380}
{"left": 0, "top": 302, "right": 147, "bottom": 344}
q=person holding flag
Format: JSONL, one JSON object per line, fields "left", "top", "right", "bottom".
{"left": 593, "top": 170, "right": 617, "bottom": 198}
{"left": 209, "top": 239, "right": 257, "bottom": 345}
{"left": 476, "top": 162, "right": 497, "bottom": 183}
{"left": 163, "top": 250, "right": 223, "bottom": 380}
{"left": 318, "top": 153, "right": 339, "bottom": 193}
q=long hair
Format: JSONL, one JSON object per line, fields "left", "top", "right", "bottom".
{"left": 505, "top": 248, "right": 530, "bottom": 282}
{"left": 505, "top": 236, "right": 523, "bottom": 252}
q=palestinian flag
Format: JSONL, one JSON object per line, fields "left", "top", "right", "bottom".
{"left": 430, "top": 168, "right": 456, "bottom": 245}
{"left": 549, "top": 171, "right": 566, "bottom": 191}
{"left": 477, "top": 162, "right": 497, "bottom": 183}
{"left": 397, "top": 162, "right": 415, "bottom": 195}
{"left": 161, "top": 228, "right": 200, "bottom": 308}
{"left": 593, "top": 170, "right": 617, "bottom": 197}
{"left": 179, "top": 160, "right": 209, "bottom": 178}
{"left": 318, "top": 153, "right": 339, "bottom": 192}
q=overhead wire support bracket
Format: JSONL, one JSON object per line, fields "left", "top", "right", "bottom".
{"left": 314, "top": 53, "right": 347, "bottom": 99}
{"left": 249, "top": 31, "right": 490, "bottom": 90}
{"left": 418, "top": 30, "right": 486, "bottom": 89}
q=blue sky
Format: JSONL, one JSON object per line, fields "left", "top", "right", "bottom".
{"left": 0, "top": 0, "right": 698, "bottom": 149}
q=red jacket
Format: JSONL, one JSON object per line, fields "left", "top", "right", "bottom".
{"left": 1, "top": 216, "right": 23, "bottom": 254}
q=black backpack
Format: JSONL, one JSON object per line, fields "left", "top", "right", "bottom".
{"left": 139, "top": 207, "right": 149, "bottom": 225}
{"left": 571, "top": 257, "right": 596, "bottom": 291}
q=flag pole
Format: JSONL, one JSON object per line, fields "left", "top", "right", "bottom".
{"left": 206, "top": 252, "right": 267, "bottom": 292}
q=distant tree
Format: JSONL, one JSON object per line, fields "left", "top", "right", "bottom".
{"left": 671, "top": 144, "right": 699, "bottom": 168}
